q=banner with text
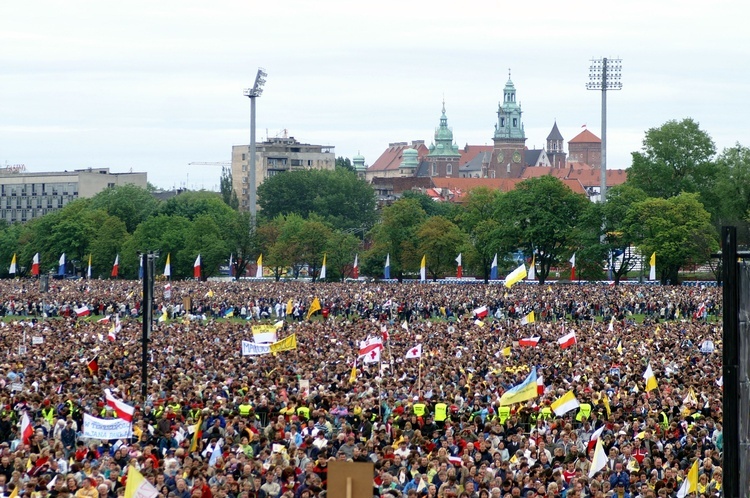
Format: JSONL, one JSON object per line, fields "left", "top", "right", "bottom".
{"left": 82, "top": 413, "right": 132, "bottom": 440}
{"left": 242, "top": 341, "right": 271, "bottom": 356}
{"left": 252, "top": 325, "right": 278, "bottom": 344}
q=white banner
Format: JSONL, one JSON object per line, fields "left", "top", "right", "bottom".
{"left": 241, "top": 341, "right": 270, "bottom": 356}
{"left": 82, "top": 413, "right": 132, "bottom": 440}
{"left": 32, "top": 337, "right": 44, "bottom": 345}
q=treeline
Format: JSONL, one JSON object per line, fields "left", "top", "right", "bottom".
{"left": 1, "top": 119, "right": 746, "bottom": 284}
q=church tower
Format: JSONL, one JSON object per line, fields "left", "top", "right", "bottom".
{"left": 490, "top": 71, "right": 527, "bottom": 178}
{"left": 427, "top": 101, "right": 461, "bottom": 177}
{"left": 546, "top": 121, "right": 566, "bottom": 168}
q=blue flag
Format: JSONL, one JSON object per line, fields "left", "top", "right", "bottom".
{"left": 490, "top": 253, "right": 498, "bottom": 280}
{"left": 384, "top": 253, "right": 391, "bottom": 280}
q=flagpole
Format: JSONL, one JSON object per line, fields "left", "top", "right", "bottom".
{"left": 418, "top": 354, "right": 423, "bottom": 397}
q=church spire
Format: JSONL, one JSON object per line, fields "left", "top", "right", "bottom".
{"left": 494, "top": 71, "right": 525, "bottom": 140}
{"left": 429, "top": 100, "right": 460, "bottom": 158}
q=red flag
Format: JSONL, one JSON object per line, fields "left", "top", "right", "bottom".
{"left": 20, "top": 411, "right": 33, "bottom": 445}
{"left": 31, "top": 253, "right": 40, "bottom": 276}
{"left": 104, "top": 389, "right": 135, "bottom": 422}
{"left": 194, "top": 255, "right": 201, "bottom": 279}
{"left": 557, "top": 330, "right": 577, "bottom": 349}
{"left": 75, "top": 306, "right": 91, "bottom": 317}
{"left": 87, "top": 355, "right": 99, "bottom": 376}
{"left": 569, "top": 253, "right": 576, "bottom": 281}
{"left": 519, "top": 337, "right": 540, "bottom": 347}
{"left": 473, "top": 306, "right": 488, "bottom": 319}
{"left": 111, "top": 255, "right": 119, "bottom": 278}
{"left": 456, "top": 253, "right": 463, "bottom": 279}
{"left": 537, "top": 375, "right": 545, "bottom": 395}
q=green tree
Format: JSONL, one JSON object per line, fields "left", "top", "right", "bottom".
{"left": 496, "top": 176, "right": 589, "bottom": 284}
{"left": 88, "top": 184, "right": 160, "bottom": 233}
{"left": 401, "top": 191, "right": 458, "bottom": 219}
{"left": 325, "top": 231, "right": 360, "bottom": 281}
{"left": 89, "top": 215, "right": 130, "bottom": 279}
{"left": 0, "top": 222, "right": 23, "bottom": 277}
{"left": 335, "top": 157, "right": 355, "bottom": 173}
{"left": 220, "top": 166, "right": 240, "bottom": 210}
{"left": 458, "top": 187, "right": 504, "bottom": 282}
{"left": 257, "top": 169, "right": 377, "bottom": 231}
{"left": 705, "top": 144, "right": 750, "bottom": 232}
{"left": 226, "top": 211, "right": 257, "bottom": 279}
{"left": 625, "top": 193, "right": 717, "bottom": 284}
{"left": 416, "top": 216, "right": 466, "bottom": 281}
{"left": 181, "top": 214, "right": 229, "bottom": 279}
{"left": 159, "top": 191, "right": 235, "bottom": 228}
{"left": 367, "top": 198, "right": 426, "bottom": 281}
{"left": 627, "top": 118, "right": 716, "bottom": 199}
{"left": 122, "top": 214, "right": 192, "bottom": 279}
{"left": 259, "top": 215, "right": 290, "bottom": 281}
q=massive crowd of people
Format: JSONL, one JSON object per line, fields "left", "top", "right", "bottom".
{"left": 0, "top": 278, "right": 724, "bottom": 498}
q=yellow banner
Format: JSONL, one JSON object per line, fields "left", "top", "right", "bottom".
{"left": 252, "top": 325, "right": 277, "bottom": 335}
{"left": 270, "top": 334, "right": 297, "bottom": 353}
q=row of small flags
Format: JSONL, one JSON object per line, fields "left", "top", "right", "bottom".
{"left": 7, "top": 250, "right": 658, "bottom": 282}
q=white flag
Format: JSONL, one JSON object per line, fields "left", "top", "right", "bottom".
{"left": 405, "top": 344, "right": 422, "bottom": 359}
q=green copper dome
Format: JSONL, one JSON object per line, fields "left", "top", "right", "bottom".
{"left": 400, "top": 148, "right": 419, "bottom": 169}
{"left": 352, "top": 151, "right": 366, "bottom": 172}
{"left": 428, "top": 102, "right": 461, "bottom": 157}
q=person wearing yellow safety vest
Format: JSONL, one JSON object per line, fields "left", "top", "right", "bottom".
{"left": 297, "top": 405, "right": 311, "bottom": 422}
{"left": 498, "top": 406, "right": 511, "bottom": 425}
{"left": 40, "top": 401, "right": 56, "bottom": 426}
{"left": 238, "top": 399, "right": 253, "bottom": 417}
{"left": 412, "top": 400, "right": 427, "bottom": 418}
{"left": 575, "top": 402, "right": 591, "bottom": 422}
{"left": 434, "top": 402, "right": 448, "bottom": 428}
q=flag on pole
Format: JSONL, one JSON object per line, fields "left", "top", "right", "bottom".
{"left": 255, "top": 254, "right": 263, "bottom": 278}
{"left": 473, "top": 306, "right": 488, "bottom": 319}
{"left": 587, "top": 425, "right": 605, "bottom": 452}
{"left": 84, "top": 254, "right": 90, "bottom": 279}
{"left": 384, "top": 253, "right": 390, "bottom": 279}
{"left": 420, "top": 255, "right": 426, "bottom": 282}
{"left": 31, "top": 253, "right": 40, "bottom": 276}
{"left": 569, "top": 253, "right": 576, "bottom": 280}
{"left": 358, "top": 337, "right": 383, "bottom": 363}
{"left": 108, "top": 324, "right": 117, "bottom": 342}
{"left": 502, "top": 346, "right": 511, "bottom": 357}
{"left": 58, "top": 253, "right": 65, "bottom": 276}
{"left": 649, "top": 252, "right": 656, "bottom": 281}
{"left": 455, "top": 253, "right": 462, "bottom": 278}
{"left": 550, "top": 390, "right": 581, "bottom": 416}
{"left": 536, "top": 375, "right": 545, "bottom": 395}
{"left": 20, "top": 411, "right": 33, "bottom": 445}
{"left": 676, "top": 459, "right": 699, "bottom": 498}
{"left": 319, "top": 253, "right": 326, "bottom": 280}
{"left": 190, "top": 417, "right": 202, "bottom": 452}
{"left": 499, "top": 367, "right": 538, "bottom": 406}
{"left": 193, "top": 255, "right": 201, "bottom": 279}
{"left": 75, "top": 306, "right": 91, "bottom": 317}
{"left": 306, "top": 297, "right": 321, "bottom": 320}
{"left": 504, "top": 263, "right": 527, "bottom": 288}
{"left": 643, "top": 363, "right": 658, "bottom": 392}
{"left": 557, "top": 330, "right": 577, "bottom": 349}
{"left": 608, "top": 316, "right": 615, "bottom": 332}
{"left": 228, "top": 253, "right": 234, "bottom": 277}
{"left": 163, "top": 253, "right": 171, "bottom": 278}
{"left": 9, "top": 254, "right": 16, "bottom": 275}
{"left": 208, "top": 438, "right": 224, "bottom": 467}
{"left": 405, "top": 344, "right": 422, "bottom": 359}
{"left": 111, "top": 255, "right": 119, "bottom": 278}
{"left": 520, "top": 311, "right": 535, "bottom": 325}
{"left": 124, "top": 464, "right": 159, "bottom": 498}
{"left": 349, "top": 358, "right": 357, "bottom": 384}
{"left": 588, "top": 438, "right": 607, "bottom": 478}
{"left": 87, "top": 355, "right": 99, "bottom": 375}
{"left": 352, "top": 254, "right": 359, "bottom": 279}
{"left": 138, "top": 255, "right": 144, "bottom": 280}
{"left": 104, "top": 389, "right": 135, "bottom": 422}
{"left": 519, "top": 337, "right": 540, "bottom": 347}
{"left": 490, "top": 253, "right": 498, "bottom": 280}
{"left": 527, "top": 254, "right": 535, "bottom": 280}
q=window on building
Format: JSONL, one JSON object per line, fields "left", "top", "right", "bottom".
{"left": 107, "top": 182, "right": 115, "bottom": 188}
{"left": 431, "top": 163, "right": 437, "bottom": 176}
{"left": 291, "top": 159, "right": 303, "bottom": 167}
{"left": 500, "top": 117, "right": 505, "bottom": 127}
{"left": 513, "top": 118, "right": 518, "bottom": 127}
{"left": 308, "top": 160, "right": 313, "bottom": 166}
{"left": 447, "top": 163, "right": 453, "bottom": 175}
{"left": 242, "top": 153, "right": 246, "bottom": 161}
{"left": 490, "top": 170, "right": 496, "bottom": 179}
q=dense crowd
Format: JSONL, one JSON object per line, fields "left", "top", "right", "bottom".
{"left": 0, "top": 279, "right": 724, "bottom": 498}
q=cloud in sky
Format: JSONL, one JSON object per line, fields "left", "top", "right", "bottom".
{"left": 1, "top": 0, "right": 748, "bottom": 190}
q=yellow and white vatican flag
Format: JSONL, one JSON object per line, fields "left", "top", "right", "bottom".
{"left": 125, "top": 465, "right": 158, "bottom": 498}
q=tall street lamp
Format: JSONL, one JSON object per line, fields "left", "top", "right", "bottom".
{"left": 586, "top": 57, "right": 622, "bottom": 203}
{"left": 244, "top": 68, "right": 267, "bottom": 220}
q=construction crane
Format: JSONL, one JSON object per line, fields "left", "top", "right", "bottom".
{"left": 188, "top": 162, "right": 231, "bottom": 167}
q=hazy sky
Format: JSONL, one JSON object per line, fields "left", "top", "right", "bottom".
{"left": 2, "top": 1, "right": 748, "bottom": 191}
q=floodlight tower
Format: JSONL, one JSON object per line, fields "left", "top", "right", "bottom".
{"left": 244, "top": 68, "right": 267, "bottom": 220}
{"left": 586, "top": 58, "right": 622, "bottom": 203}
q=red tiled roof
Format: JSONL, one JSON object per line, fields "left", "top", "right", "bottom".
{"left": 430, "top": 177, "right": 587, "bottom": 197}
{"left": 368, "top": 142, "right": 430, "bottom": 172}
{"left": 569, "top": 129, "right": 601, "bottom": 144}
{"left": 567, "top": 168, "right": 628, "bottom": 187}
{"left": 521, "top": 167, "right": 567, "bottom": 179}
{"left": 459, "top": 145, "right": 493, "bottom": 166}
